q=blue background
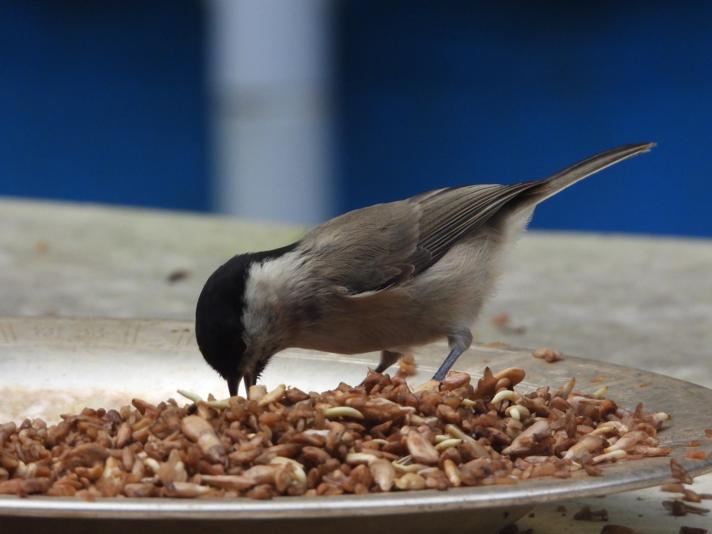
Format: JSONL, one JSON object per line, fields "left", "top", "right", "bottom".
{"left": 335, "top": 1, "right": 712, "bottom": 237}
{"left": 0, "top": 1, "right": 209, "bottom": 211}
{"left": 1, "top": 1, "right": 710, "bottom": 236}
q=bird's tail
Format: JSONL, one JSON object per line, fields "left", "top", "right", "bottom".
{"left": 521, "top": 142, "right": 655, "bottom": 206}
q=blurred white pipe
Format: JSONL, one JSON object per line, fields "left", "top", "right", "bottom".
{"left": 208, "top": 0, "right": 333, "bottom": 224}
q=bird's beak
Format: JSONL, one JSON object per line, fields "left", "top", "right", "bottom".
{"left": 227, "top": 376, "right": 239, "bottom": 397}
{"left": 227, "top": 369, "right": 256, "bottom": 398}
{"left": 243, "top": 370, "right": 256, "bottom": 394}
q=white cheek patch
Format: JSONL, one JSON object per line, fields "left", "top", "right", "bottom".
{"left": 242, "top": 252, "right": 304, "bottom": 346}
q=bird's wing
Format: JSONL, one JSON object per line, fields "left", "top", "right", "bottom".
{"left": 299, "top": 184, "right": 537, "bottom": 294}
{"left": 299, "top": 200, "right": 427, "bottom": 294}
{"left": 302, "top": 143, "right": 655, "bottom": 295}
{"left": 408, "top": 182, "right": 539, "bottom": 273}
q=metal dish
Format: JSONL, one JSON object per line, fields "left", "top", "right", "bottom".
{"left": 1, "top": 316, "right": 710, "bottom": 534}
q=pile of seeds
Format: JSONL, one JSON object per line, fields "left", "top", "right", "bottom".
{"left": 0, "top": 367, "right": 672, "bottom": 499}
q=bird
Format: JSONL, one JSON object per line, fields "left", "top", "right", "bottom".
{"left": 195, "top": 142, "right": 655, "bottom": 396}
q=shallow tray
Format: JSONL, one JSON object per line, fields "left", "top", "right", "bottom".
{"left": 0, "top": 316, "right": 710, "bottom": 534}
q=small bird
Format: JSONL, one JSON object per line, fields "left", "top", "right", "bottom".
{"left": 196, "top": 143, "right": 654, "bottom": 396}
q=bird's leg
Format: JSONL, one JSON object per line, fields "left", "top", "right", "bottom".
{"left": 432, "top": 329, "right": 473, "bottom": 381}
{"left": 375, "top": 350, "right": 401, "bottom": 373}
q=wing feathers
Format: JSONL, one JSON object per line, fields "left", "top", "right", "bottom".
{"left": 412, "top": 182, "right": 538, "bottom": 271}
{"left": 300, "top": 143, "right": 654, "bottom": 295}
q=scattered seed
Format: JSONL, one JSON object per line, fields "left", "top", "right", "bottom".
{"left": 686, "top": 450, "right": 708, "bottom": 461}
{"left": 592, "top": 450, "right": 627, "bottom": 465}
{"left": 397, "top": 354, "right": 417, "bottom": 378}
{"left": 201, "top": 474, "right": 255, "bottom": 491}
{"left": 532, "top": 347, "right": 562, "bottom": 363}
{"left": 490, "top": 313, "right": 526, "bottom": 335}
{"left": 683, "top": 488, "right": 703, "bottom": 503}
{"left": 442, "top": 459, "right": 461, "bottom": 487}
{"left": 394, "top": 472, "right": 426, "bottom": 491}
{"left": 165, "top": 481, "right": 210, "bottom": 498}
{"left": 492, "top": 390, "right": 518, "bottom": 406}
{"left": 671, "top": 459, "right": 694, "bottom": 485}
{"left": 679, "top": 526, "right": 708, "bottom": 534}
{"left": 177, "top": 390, "right": 203, "bottom": 405}
{"left": 435, "top": 438, "right": 462, "bottom": 451}
{"left": 369, "top": 459, "right": 396, "bottom": 492}
{"left": 259, "top": 384, "right": 286, "bottom": 407}
{"left": 590, "top": 421, "right": 628, "bottom": 437}
{"left": 493, "top": 368, "right": 526, "bottom": 387}
{"left": 661, "top": 483, "right": 685, "bottom": 493}
{"left": 181, "top": 415, "right": 225, "bottom": 463}
{"left": 506, "top": 405, "right": 531, "bottom": 421}
{"left": 605, "top": 431, "right": 648, "bottom": 453}
{"left": 205, "top": 399, "right": 230, "bottom": 409}
{"left": 345, "top": 453, "right": 379, "bottom": 465}
{"left": 406, "top": 432, "right": 439, "bottom": 464}
{"left": 592, "top": 386, "right": 609, "bottom": 399}
{"left": 600, "top": 526, "right": 635, "bottom": 534}
{"left": 323, "top": 406, "right": 364, "bottom": 420}
{"left": 502, "top": 419, "right": 550, "bottom": 456}
{"left": 166, "top": 269, "right": 191, "bottom": 283}
{"left": 573, "top": 505, "right": 609, "bottom": 521}
{"left": 663, "top": 499, "right": 710, "bottom": 516}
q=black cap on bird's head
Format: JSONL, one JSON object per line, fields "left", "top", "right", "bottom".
{"left": 195, "top": 254, "right": 251, "bottom": 397}
{"left": 195, "top": 243, "right": 298, "bottom": 397}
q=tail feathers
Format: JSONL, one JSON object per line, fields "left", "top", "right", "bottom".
{"left": 526, "top": 142, "right": 655, "bottom": 205}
